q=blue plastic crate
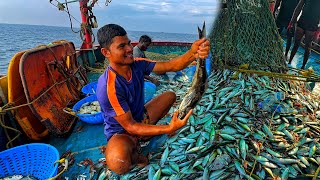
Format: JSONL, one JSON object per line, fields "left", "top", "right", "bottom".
{"left": 0, "top": 143, "right": 59, "bottom": 179}
{"left": 72, "top": 95, "right": 104, "bottom": 124}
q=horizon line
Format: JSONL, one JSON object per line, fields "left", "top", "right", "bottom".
{"left": 0, "top": 22, "right": 197, "bottom": 35}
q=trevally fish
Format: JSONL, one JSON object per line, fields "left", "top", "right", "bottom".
{"left": 178, "top": 22, "right": 208, "bottom": 119}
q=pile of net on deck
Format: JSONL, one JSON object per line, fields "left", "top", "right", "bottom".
{"left": 108, "top": 0, "right": 320, "bottom": 179}
{"left": 209, "top": 0, "right": 286, "bottom": 73}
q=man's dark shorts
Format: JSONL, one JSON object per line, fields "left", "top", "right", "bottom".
{"left": 110, "top": 107, "right": 151, "bottom": 141}
{"left": 298, "top": 18, "right": 320, "bottom": 32}
{"left": 276, "top": 20, "right": 296, "bottom": 37}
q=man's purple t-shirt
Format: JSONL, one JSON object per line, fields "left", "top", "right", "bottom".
{"left": 96, "top": 59, "right": 156, "bottom": 140}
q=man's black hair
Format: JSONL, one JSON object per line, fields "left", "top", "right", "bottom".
{"left": 139, "top": 35, "right": 152, "bottom": 43}
{"left": 97, "top": 24, "right": 127, "bottom": 48}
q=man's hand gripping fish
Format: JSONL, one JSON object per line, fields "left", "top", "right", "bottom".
{"left": 178, "top": 22, "right": 208, "bottom": 119}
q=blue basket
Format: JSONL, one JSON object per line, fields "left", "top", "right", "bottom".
{"left": 81, "top": 81, "right": 98, "bottom": 95}
{"left": 0, "top": 143, "right": 59, "bottom": 179}
{"left": 144, "top": 82, "right": 156, "bottom": 103}
{"left": 72, "top": 95, "right": 103, "bottom": 124}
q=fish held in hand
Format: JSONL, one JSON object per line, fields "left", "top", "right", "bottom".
{"left": 178, "top": 22, "right": 208, "bottom": 119}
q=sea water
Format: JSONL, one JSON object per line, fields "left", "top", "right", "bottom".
{"left": 0, "top": 23, "right": 197, "bottom": 75}
{"left": 1, "top": 23, "right": 320, "bottom": 75}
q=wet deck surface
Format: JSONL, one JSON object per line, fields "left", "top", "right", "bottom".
{"left": 45, "top": 120, "right": 106, "bottom": 179}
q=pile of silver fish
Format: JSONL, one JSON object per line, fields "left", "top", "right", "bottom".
{"left": 78, "top": 101, "right": 101, "bottom": 114}
{"left": 116, "top": 69, "right": 320, "bottom": 180}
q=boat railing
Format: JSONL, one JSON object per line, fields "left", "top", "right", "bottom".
{"left": 311, "top": 41, "right": 320, "bottom": 54}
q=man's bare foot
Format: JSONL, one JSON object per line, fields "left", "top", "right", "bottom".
{"left": 136, "top": 155, "right": 149, "bottom": 168}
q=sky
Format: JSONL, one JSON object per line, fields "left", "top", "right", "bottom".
{"left": 0, "top": 0, "right": 220, "bottom": 34}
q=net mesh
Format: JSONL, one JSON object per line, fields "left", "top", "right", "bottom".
{"left": 209, "top": 0, "right": 287, "bottom": 73}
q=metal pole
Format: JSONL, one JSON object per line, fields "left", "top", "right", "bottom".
{"left": 79, "top": 0, "right": 93, "bottom": 49}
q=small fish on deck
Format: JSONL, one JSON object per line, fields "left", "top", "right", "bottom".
{"left": 178, "top": 22, "right": 208, "bottom": 119}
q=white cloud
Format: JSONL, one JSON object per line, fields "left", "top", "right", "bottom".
{"left": 191, "top": 9, "right": 201, "bottom": 14}
{"left": 161, "top": 2, "right": 171, "bottom": 6}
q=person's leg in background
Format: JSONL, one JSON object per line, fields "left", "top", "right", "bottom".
{"left": 300, "top": 30, "right": 317, "bottom": 69}
{"left": 285, "top": 24, "right": 296, "bottom": 60}
{"left": 288, "top": 26, "right": 304, "bottom": 64}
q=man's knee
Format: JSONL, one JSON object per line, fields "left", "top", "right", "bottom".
{"left": 165, "top": 91, "right": 176, "bottom": 103}
{"left": 106, "top": 154, "right": 131, "bottom": 175}
{"left": 105, "top": 134, "right": 137, "bottom": 174}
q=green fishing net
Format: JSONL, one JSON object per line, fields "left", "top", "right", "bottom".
{"left": 209, "top": 0, "right": 287, "bottom": 73}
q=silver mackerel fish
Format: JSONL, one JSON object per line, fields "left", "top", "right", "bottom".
{"left": 178, "top": 22, "right": 208, "bottom": 119}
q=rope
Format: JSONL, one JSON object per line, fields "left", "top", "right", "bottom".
{"left": 49, "top": 0, "right": 82, "bottom": 31}
{"left": 64, "top": 0, "right": 81, "bottom": 33}
{"left": 1, "top": 79, "right": 70, "bottom": 112}
{"left": 49, "top": 0, "right": 113, "bottom": 46}
{"left": 0, "top": 85, "right": 15, "bottom": 148}
{"left": 0, "top": 40, "right": 83, "bottom": 148}
{"left": 223, "top": 63, "right": 320, "bottom": 82}
{"left": 47, "top": 62, "right": 67, "bottom": 104}
{"left": 0, "top": 76, "right": 76, "bottom": 148}
{"left": 0, "top": 114, "right": 22, "bottom": 149}
{"left": 48, "top": 158, "right": 69, "bottom": 180}
{"left": 80, "top": 22, "right": 96, "bottom": 45}
{"left": 47, "top": 46, "right": 82, "bottom": 99}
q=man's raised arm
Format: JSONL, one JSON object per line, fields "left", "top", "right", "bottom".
{"left": 152, "top": 38, "right": 210, "bottom": 75}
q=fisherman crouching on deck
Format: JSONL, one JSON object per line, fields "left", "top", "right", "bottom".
{"left": 96, "top": 24, "right": 210, "bottom": 175}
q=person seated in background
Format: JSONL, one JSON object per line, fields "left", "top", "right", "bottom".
{"left": 273, "top": 0, "right": 300, "bottom": 60}
{"left": 133, "top": 35, "right": 151, "bottom": 58}
{"left": 287, "top": 0, "right": 320, "bottom": 69}
{"left": 133, "top": 35, "right": 160, "bottom": 85}
{"left": 96, "top": 24, "right": 210, "bottom": 175}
